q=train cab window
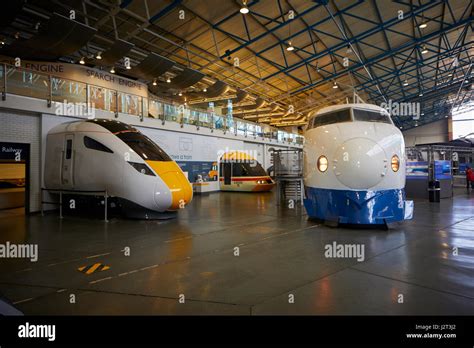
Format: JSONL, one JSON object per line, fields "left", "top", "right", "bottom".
{"left": 83, "top": 136, "right": 113, "bottom": 153}
{"left": 87, "top": 119, "right": 171, "bottom": 161}
{"left": 243, "top": 162, "right": 268, "bottom": 176}
{"left": 353, "top": 109, "right": 392, "bottom": 124}
{"left": 309, "top": 109, "right": 352, "bottom": 129}
{"left": 116, "top": 132, "right": 172, "bottom": 161}
{"left": 232, "top": 163, "right": 244, "bottom": 177}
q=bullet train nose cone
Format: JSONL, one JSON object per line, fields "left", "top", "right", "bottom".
{"left": 333, "top": 138, "right": 387, "bottom": 189}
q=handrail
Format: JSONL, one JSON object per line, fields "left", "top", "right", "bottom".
{"left": 0, "top": 63, "right": 304, "bottom": 145}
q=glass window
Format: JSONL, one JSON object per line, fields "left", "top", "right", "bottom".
{"left": 116, "top": 131, "right": 171, "bottom": 161}
{"left": 452, "top": 102, "right": 474, "bottom": 139}
{"left": 353, "top": 109, "right": 392, "bottom": 124}
{"left": 241, "top": 162, "right": 268, "bottom": 176}
{"left": 65, "top": 139, "right": 72, "bottom": 159}
{"left": 87, "top": 119, "right": 171, "bottom": 161}
{"left": 309, "top": 109, "right": 352, "bottom": 129}
{"left": 83, "top": 136, "right": 113, "bottom": 153}
{"left": 227, "top": 162, "right": 267, "bottom": 177}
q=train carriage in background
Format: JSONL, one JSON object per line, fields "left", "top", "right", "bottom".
{"left": 303, "top": 103, "right": 413, "bottom": 226}
{"left": 218, "top": 151, "right": 274, "bottom": 192}
{"left": 44, "top": 119, "right": 193, "bottom": 219}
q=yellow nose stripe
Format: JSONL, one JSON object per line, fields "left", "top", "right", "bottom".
{"left": 145, "top": 161, "right": 193, "bottom": 209}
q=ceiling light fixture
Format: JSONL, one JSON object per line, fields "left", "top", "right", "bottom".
{"left": 166, "top": 77, "right": 171, "bottom": 83}
{"left": 79, "top": 57, "right": 85, "bottom": 65}
{"left": 421, "top": 45, "right": 428, "bottom": 54}
{"left": 96, "top": 52, "right": 102, "bottom": 60}
{"left": 203, "top": 88, "right": 207, "bottom": 92}
{"left": 110, "top": 67, "right": 115, "bottom": 74}
{"left": 240, "top": 0, "right": 249, "bottom": 14}
{"left": 286, "top": 42, "right": 295, "bottom": 51}
{"left": 419, "top": 22, "right": 427, "bottom": 29}
{"left": 152, "top": 79, "right": 157, "bottom": 86}
{"left": 332, "top": 82, "right": 338, "bottom": 89}
{"left": 403, "top": 79, "right": 409, "bottom": 86}
{"left": 178, "top": 92, "right": 183, "bottom": 96}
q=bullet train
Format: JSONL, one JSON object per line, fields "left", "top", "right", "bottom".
{"left": 219, "top": 151, "right": 275, "bottom": 192}
{"left": 44, "top": 119, "right": 193, "bottom": 218}
{"left": 303, "top": 103, "right": 413, "bottom": 225}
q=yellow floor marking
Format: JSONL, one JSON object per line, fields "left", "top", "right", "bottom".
{"left": 86, "top": 263, "right": 102, "bottom": 275}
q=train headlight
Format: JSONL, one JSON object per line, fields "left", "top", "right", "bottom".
{"left": 391, "top": 155, "right": 400, "bottom": 172}
{"left": 317, "top": 155, "right": 328, "bottom": 172}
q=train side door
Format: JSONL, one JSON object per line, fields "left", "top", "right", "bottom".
{"left": 61, "top": 134, "right": 74, "bottom": 188}
{"left": 223, "top": 163, "right": 232, "bottom": 185}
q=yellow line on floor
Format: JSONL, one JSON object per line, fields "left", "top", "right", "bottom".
{"left": 86, "top": 263, "right": 102, "bottom": 275}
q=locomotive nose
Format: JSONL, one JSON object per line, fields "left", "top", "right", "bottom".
{"left": 333, "top": 138, "right": 387, "bottom": 189}
{"left": 146, "top": 161, "right": 193, "bottom": 210}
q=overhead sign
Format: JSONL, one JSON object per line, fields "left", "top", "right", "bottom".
{"left": 0, "top": 56, "right": 148, "bottom": 97}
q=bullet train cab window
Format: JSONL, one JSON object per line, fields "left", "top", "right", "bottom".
{"left": 83, "top": 136, "right": 113, "bottom": 153}
{"left": 309, "top": 109, "right": 352, "bottom": 129}
{"left": 116, "top": 132, "right": 172, "bottom": 161}
{"left": 86, "top": 119, "right": 171, "bottom": 161}
{"left": 353, "top": 109, "right": 392, "bottom": 124}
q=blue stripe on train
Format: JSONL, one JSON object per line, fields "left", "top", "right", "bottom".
{"left": 304, "top": 186, "right": 409, "bottom": 224}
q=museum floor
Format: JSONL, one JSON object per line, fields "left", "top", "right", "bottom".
{"left": 0, "top": 189, "right": 473, "bottom": 315}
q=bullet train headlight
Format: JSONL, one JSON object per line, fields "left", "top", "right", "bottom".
{"left": 128, "top": 162, "right": 156, "bottom": 176}
{"left": 317, "top": 155, "right": 328, "bottom": 172}
{"left": 391, "top": 155, "right": 400, "bottom": 172}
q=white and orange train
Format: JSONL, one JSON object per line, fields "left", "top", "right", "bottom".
{"left": 44, "top": 119, "right": 193, "bottom": 218}
{"left": 218, "top": 151, "right": 274, "bottom": 192}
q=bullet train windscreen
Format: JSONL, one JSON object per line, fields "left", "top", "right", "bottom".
{"left": 219, "top": 151, "right": 275, "bottom": 192}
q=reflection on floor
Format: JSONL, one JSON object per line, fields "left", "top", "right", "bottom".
{"left": 0, "top": 207, "right": 24, "bottom": 219}
{"left": 0, "top": 189, "right": 473, "bottom": 315}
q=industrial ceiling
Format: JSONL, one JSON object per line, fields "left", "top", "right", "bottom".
{"left": 1, "top": 0, "right": 472, "bottom": 129}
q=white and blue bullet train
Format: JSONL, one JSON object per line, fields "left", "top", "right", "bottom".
{"left": 44, "top": 119, "right": 193, "bottom": 218}
{"left": 303, "top": 103, "right": 413, "bottom": 225}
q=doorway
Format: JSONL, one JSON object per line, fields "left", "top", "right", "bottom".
{"left": 0, "top": 142, "right": 30, "bottom": 218}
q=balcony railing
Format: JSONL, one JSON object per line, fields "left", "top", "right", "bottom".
{"left": 0, "top": 63, "right": 304, "bottom": 145}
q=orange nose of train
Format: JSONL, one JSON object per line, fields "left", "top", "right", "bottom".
{"left": 146, "top": 161, "right": 193, "bottom": 210}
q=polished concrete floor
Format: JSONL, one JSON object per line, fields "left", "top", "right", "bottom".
{"left": 0, "top": 189, "right": 473, "bottom": 315}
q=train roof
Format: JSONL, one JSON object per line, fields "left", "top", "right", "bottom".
{"left": 220, "top": 151, "right": 256, "bottom": 162}
{"left": 47, "top": 119, "right": 137, "bottom": 135}
{"left": 315, "top": 103, "right": 389, "bottom": 117}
